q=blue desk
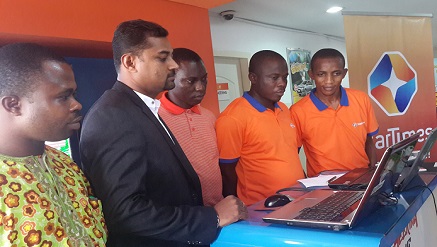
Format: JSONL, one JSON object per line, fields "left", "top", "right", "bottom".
{"left": 212, "top": 173, "right": 437, "bottom": 247}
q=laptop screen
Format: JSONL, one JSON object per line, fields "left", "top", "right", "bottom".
{"left": 395, "top": 128, "right": 437, "bottom": 192}
{"left": 379, "top": 134, "right": 419, "bottom": 194}
{"left": 351, "top": 133, "right": 419, "bottom": 227}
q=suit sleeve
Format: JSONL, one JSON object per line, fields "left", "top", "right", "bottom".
{"left": 80, "top": 104, "right": 218, "bottom": 244}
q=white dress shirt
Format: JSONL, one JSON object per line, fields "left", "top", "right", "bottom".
{"left": 133, "top": 91, "right": 174, "bottom": 143}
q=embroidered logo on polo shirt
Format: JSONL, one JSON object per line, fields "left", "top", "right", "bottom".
{"left": 352, "top": 122, "right": 365, "bottom": 128}
{"left": 290, "top": 123, "right": 296, "bottom": 128}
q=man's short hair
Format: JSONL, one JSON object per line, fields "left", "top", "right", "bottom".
{"left": 0, "top": 43, "right": 67, "bottom": 97}
{"left": 172, "top": 48, "right": 202, "bottom": 65}
{"left": 310, "top": 48, "right": 345, "bottom": 70}
{"left": 112, "top": 19, "right": 168, "bottom": 72}
{"left": 249, "top": 50, "right": 285, "bottom": 74}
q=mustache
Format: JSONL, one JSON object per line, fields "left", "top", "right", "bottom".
{"left": 71, "top": 111, "right": 82, "bottom": 120}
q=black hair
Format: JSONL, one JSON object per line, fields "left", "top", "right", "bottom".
{"left": 249, "top": 50, "right": 285, "bottom": 74}
{"left": 0, "top": 43, "right": 67, "bottom": 97}
{"left": 112, "top": 19, "right": 168, "bottom": 72}
{"left": 172, "top": 48, "right": 202, "bottom": 65}
{"left": 310, "top": 48, "right": 345, "bottom": 70}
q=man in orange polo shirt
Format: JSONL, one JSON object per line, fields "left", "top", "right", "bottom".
{"left": 289, "top": 48, "right": 379, "bottom": 177}
{"left": 159, "top": 47, "right": 223, "bottom": 206}
{"left": 216, "top": 50, "right": 305, "bottom": 205}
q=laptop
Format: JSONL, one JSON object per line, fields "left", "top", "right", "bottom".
{"left": 394, "top": 128, "right": 437, "bottom": 192}
{"left": 328, "top": 167, "right": 376, "bottom": 190}
{"left": 262, "top": 134, "right": 419, "bottom": 231}
{"left": 328, "top": 133, "right": 419, "bottom": 190}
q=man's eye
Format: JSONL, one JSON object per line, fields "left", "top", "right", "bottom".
{"left": 159, "top": 56, "right": 168, "bottom": 62}
{"left": 59, "top": 95, "right": 69, "bottom": 101}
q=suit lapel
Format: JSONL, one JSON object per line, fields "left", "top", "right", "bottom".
{"left": 112, "top": 82, "right": 203, "bottom": 197}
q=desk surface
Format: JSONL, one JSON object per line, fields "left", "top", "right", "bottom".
{"left": 212, "top": 173, "right": 437, "bottom": 247}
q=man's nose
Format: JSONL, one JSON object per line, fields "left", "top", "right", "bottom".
{"left": 194, "top": 81, "right": 205, "bottom": 91}
{"left": 169, "top": 57, "right": 179, "bottom": 70}
{"left": 278, "top": 77, "right": 287, "bottom": 88}
{"left": 71, "top": 98, "right": 82, "bottom": 112}
{"left": 326, "top": 75, "right": 334, "bottom": 84}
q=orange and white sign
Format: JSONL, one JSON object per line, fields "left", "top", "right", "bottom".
{"left": 343, "top": 13, "right": 437, "bottom": 160}
{"left": 217, "top": 82, "right": 230, "bottom": 101}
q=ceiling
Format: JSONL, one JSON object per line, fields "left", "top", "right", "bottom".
{"left": 210, "top": 0, "right": 437, "bottom": 50}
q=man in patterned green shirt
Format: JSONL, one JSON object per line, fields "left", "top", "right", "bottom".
{"left": 0, "top": 43, "right": 107, "bottom": 246}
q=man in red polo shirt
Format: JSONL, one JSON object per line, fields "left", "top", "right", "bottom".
{"left": 216, "top": 50, "right": 305, "bottom": 205}
{"left": 159, "top": 48, "right": 223, "bottom": 206}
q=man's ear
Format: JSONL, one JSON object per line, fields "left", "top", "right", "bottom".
{"left": 248, "top": 72, "right": 257, "bottom": 85}
{"left": 308, "top": 69, "right": 315, "bottom": 80}
{"left": 343, "top": 68, "right": 348, "bottom": 77}
{"left": 120, "top": 53, "right": 137, "bottom": 72}
{"left": 1, "top": 95, "right": 21, "bottom": 115}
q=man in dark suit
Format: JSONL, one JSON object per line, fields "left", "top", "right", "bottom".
{"left": 79, "top": 19, "right": 247, "bottom": 247}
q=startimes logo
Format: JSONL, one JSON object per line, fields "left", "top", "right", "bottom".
{"left": 368, "top": 52, "right": 417, "bottom": 116}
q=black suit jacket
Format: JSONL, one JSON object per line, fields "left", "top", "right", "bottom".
{"left": 80, "top": 81, "right": 218, "bottom": 247}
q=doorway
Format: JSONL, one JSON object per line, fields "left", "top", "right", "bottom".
{"left": 214, "top": 56, "right": 250, "bottom": 112}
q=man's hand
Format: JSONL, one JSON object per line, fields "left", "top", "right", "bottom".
{"left": 214, "top": 195, "right": 248, "bottom": 228}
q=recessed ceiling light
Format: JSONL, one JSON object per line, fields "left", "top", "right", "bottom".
{"left": 326, "top": 6, "right": 343, "bottom": 13}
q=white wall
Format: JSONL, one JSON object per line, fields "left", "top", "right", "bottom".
{"left": 209, "top": 14, "right": 349, "bottom": 107}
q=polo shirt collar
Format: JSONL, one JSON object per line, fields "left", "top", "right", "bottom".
{"left": 309, "top": 86, "right": 349, "bottom": 111}
{"left": 243, "top": 92, "right": 281, "bottom": 112}
{"left": 160, "top": 92, "right": 201, "bottom": 115}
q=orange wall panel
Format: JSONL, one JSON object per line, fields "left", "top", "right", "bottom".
{"left": 168, "top": 0, "right": 234, "bottom": 9}
{"left": 0, "top": 0, "right": 219, "bottom": 115}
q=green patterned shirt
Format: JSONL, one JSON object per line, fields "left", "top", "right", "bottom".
{"left": 0, "top": 146, "right": 107, "bottom": 246}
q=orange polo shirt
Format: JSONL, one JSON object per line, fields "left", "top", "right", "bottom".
{"left": 159, "top": 92, "right": 223, "bottom": 206}
{"left": 216, "top": 92, "right": 305, "bottom": 205}
{"left": 290, "top": 87, "right": 379, "bottom": 177}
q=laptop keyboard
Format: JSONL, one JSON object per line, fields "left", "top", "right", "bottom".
{"left": 294, "top": 191, "right": 364, "bottom": 221}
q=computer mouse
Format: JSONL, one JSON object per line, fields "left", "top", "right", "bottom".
{"left": 264, "top": 194, "right": 293, "bottom": 208}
